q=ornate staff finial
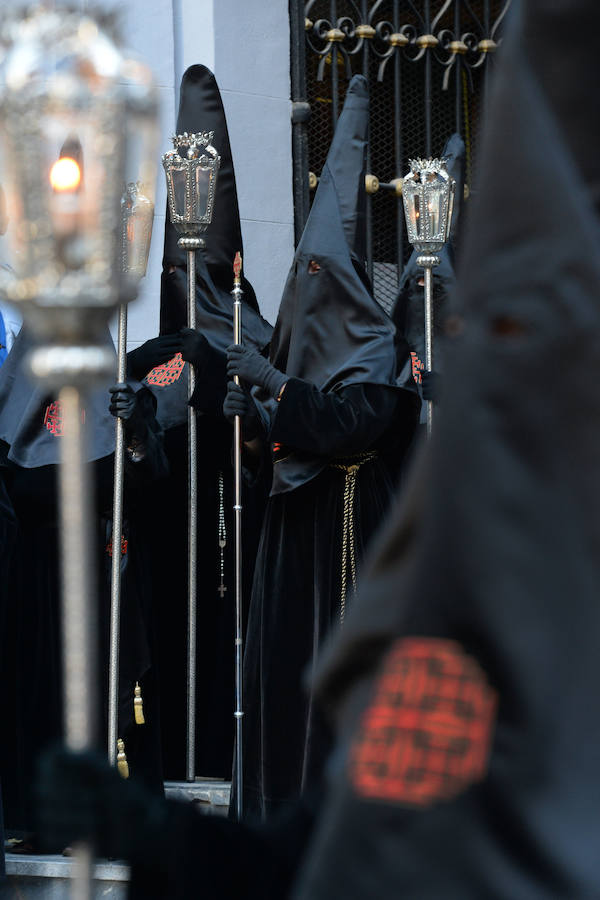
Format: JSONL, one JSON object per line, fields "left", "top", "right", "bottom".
{"left": 233, "top": 251, "right": 242, "bottom": 286}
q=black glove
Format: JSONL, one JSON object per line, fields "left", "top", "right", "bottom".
{"left": 421, "top": 369, "right": 442, "bottom": 403}
{"left": 109, "top": 383, "right": 146, "bottom": 438}
{"left": 179, "top": 327, "right": 209, "bottom": 369}
{"left": 223, "top": 382, "right": 263, "bottom": 440}
{"left": 36, "top": 747, "right": 169, "bottom": 863}
{"left": 127, "top": 335, "right": 182, "bottom": 380}
{"left": 227, "top": 345, "right": 286, "bottom": 398}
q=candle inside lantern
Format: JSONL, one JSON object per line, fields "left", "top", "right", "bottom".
{"left": 49, "top": 154, "right": 82, "bottom": 238}
{"left": 49, "top": 156, "right": 81, "bottom": 192}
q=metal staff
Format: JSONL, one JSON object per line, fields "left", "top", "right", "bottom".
{"left": 57, "top": 379, "right": 99, "bottom": 900}
{"left": 108, "top": 302, "right": 127, "bottom": 766}
{"left": 162, "top": 133, "right": 220, "bottom": 781}
{"left": 180, "top": 232, "right": 202, "bottom": 782}
{"left": 417, "top": 253, "right": 439, "bottom": 437}
{"left": 231, "top": 251, "right": 244, "bottom": 820}
{"left": 108, "top": 184, "right": 154, "bottom": 767}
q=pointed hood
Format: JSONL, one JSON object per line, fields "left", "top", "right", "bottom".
{"left": 154, "top": 65, "right": 272, "bottom": 428}
{"left": 161, "top": 64, "right": 262, "bottom": 312}
{"left": 0, "top": 329, "right": 116, "bottom": 467}
{"left": 267, "top": 75, "right": 399, "bottom": 396}
{"left": 392, "top": 132, "right": 465, "bottom": 424}
{"left": 261, "top": 75, "right": 414, "bottom": 495}
{"left": 297, "top": 1, "right": 600, "bottom": 896}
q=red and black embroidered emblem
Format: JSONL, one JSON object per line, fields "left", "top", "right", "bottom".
{"left": 43, "top": 401, "right": 86, "bottom": 436}
{"left": 106, "top": 536, "right": 128, "bottom": 557}
{"left": 410, "top": 351, "right": 425, "bottom": 385}
{"left": 44, "top": 401, "right": 63, "bottom": 436}
{"left": 350, "top": 637, "right": 497, "bottom": 807}
{"left": 145, "top": 352, "right": 184, "bottom": 386}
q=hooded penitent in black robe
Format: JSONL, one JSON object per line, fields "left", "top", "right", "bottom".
{"left": 142, "top": 64, "right": 272, "bottom": 781}
{"left": 0, "top": 330, "right": 167, "bottom": 832}
{"left": 392, "top": 132, "right": 464, "bottom": 421}
{"left": 292, "top": 1, "right": 600, "bottom": 896}
{"left": 238, "top": 75, "right": 419, "bottom": 819}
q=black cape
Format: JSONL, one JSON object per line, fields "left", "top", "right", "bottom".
{"left": 294, "top": 1, "right": 600, "bottom": 896}
{"left": 0, "top": 329, "right": 115, "bottom": 467}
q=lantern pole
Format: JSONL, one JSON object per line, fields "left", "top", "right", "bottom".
{"left": 162, "top": 132, "right": 220, "bottom": 783}
{"left": 179, "top": 232, "right": 203, "bottom": 783}
{"left": 108, "top": 183, "right": 154, "bottom": 767}
{"left": 231, "top": 251, "right": 244, "bottom": 820}
{"left": 417, "top": 253, "right": 439, "bottom": 436}
{"left": 107, "top": 301, "right": 127, "bottom": 767}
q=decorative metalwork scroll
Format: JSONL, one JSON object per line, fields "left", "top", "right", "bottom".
{"left": 291, "top": 0, "right": 511, "bottom": 311}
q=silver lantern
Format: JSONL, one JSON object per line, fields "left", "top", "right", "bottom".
{"left": 402, "top": 158, "right": 456, "bottom": 435}
{"left": 162, "top": 131, "right": 220, "bottom": 239}
{"left": 0, "top": 7, "right": 158, "bottom": 896}
{"left": 162, "top": 131, "right": 220, "bottom": 783}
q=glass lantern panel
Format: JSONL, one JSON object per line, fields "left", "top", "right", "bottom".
{"left": 413, "top": 193, "right": 422, "bottom": 239}
{"left": 171, "top": 168, "right": 188, "bottom": 221}
{"left": 426, "top": 190, "right": 442, "bottom": 239}
{"left": 191, "top": 165, "right": 212, "bottom": 224}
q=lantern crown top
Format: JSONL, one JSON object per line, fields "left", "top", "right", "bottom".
{"left": 402, "top": 156, "right": 456, "bottom": 253}
{"left": 170, "top": 131, "right": 218, "bottom": 160}
{"left": 407, "top": 158, "right": 452, "bottom": 181}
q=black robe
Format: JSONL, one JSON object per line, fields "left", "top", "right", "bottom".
{"left": 147, "top": 404, "right": 269, "bottom": 781}
{"left": 241, "top": 377, "right": 417, "bottom": 818}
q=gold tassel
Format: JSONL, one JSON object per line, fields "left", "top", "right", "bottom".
{"left": 116, "top": 739, "right": 129, "bottom": 779}
{"left": 134, "top": 682, "right": 145, "bottom": 725}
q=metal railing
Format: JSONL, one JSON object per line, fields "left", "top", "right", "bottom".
{"left": 291, "top": 0, "right": 511, "bottom": 310}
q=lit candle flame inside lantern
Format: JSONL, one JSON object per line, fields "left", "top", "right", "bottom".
{"left": 49, "top": 157, "right": 81, "bottom": 192}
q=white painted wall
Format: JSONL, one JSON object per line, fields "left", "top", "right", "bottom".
{"left": 118, "top": 0, "right": 294, "bottom": 346}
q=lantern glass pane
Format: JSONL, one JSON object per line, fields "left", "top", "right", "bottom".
{"left": 414, "top": 193, "right": 423, "bottom": 239}
{"left": 171, "top": 168, "right": 188, "bottom": 221}
{"left": 427, "top": 190, "right": 442, "bottom": 238}
{"left": 192, "top": 164, "right": 212, "bottom": 222}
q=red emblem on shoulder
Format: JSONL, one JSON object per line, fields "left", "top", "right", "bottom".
{"left": 410, "top": 351, "right": 424, "bottom": 385}
{"left": 145, "top": 352, "right": 185, "bottom": 386}
{"left": 43, "top": 401, "right": 86, "bottom": 436}
{"left": 350, "top": 637, "right": 497, "bottom": 808}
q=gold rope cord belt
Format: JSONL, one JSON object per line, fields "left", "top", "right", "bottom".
{"left": 330, "top": 451, "right": 378, "bottom": 625}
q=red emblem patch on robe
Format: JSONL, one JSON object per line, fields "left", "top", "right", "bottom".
{"left": 43, "top": 401, "right": 85, "bottom": 436}
{"left": 350, "top": 637, "right": 497, "bottom": 807}
{"left": 145, "top": 352, "right": 185, "bottom": 386}
{"left": 410, "top": 351, "right": 424, "bottom": 385}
